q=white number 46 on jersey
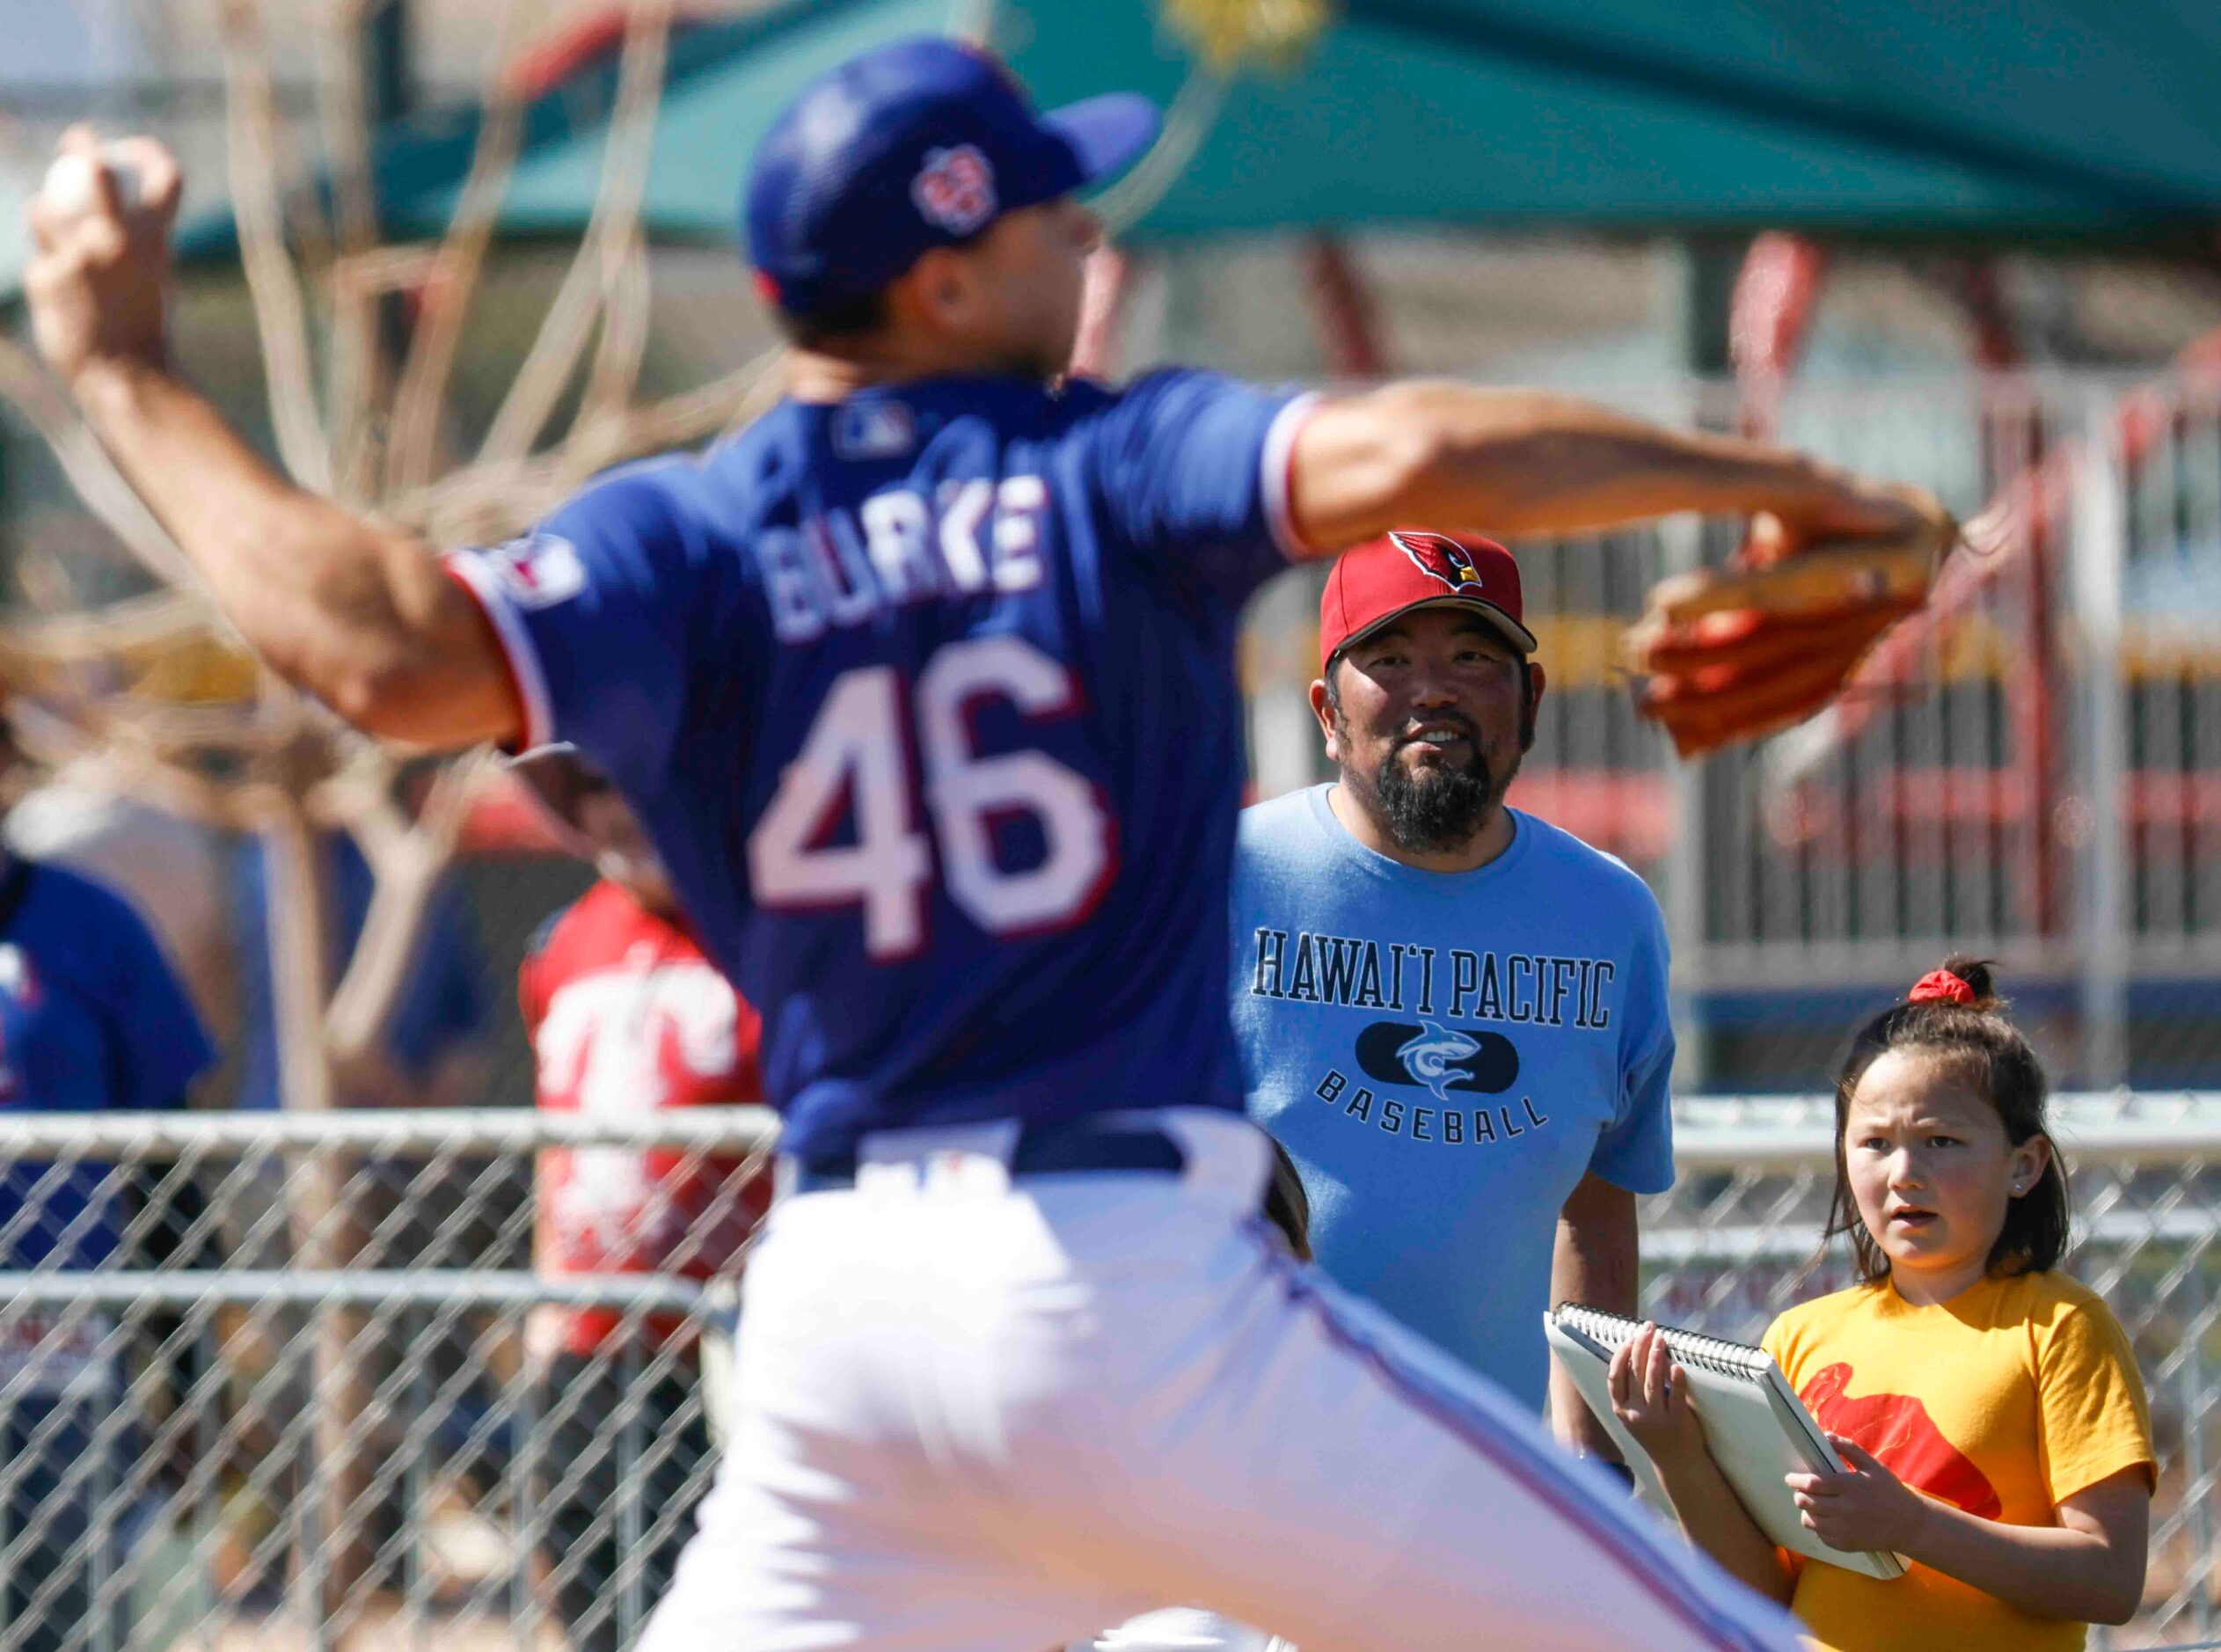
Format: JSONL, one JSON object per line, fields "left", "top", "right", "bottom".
{"left": 747, "top": 636, "right": 1114, "bottom": 960}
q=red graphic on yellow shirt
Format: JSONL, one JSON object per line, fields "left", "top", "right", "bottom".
{"left": 1801, "top": 1363, "right": 2003, "bottom": 1519}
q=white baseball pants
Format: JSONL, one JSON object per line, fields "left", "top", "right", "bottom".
{"left": 1078, "top": 1607, "right": 1291, "bottom": 1652}
{"left": 638, "top": 1110, "right": 1801, "bottom": 1652}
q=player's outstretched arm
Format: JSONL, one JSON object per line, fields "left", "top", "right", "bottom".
{"left": 1285, "top": 379, "right": 1944, "bottom": 554}
{"left": 24, "top": 131, "right": 521, "bottom": 751}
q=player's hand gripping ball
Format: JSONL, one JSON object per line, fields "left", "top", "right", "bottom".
{"left": 24, "top": 127, "right": 182, "bottom": 391}
{"left": 42, "top": 147, "right": 142, "bottom": 217}
{"left": 1621, "top": 490, "right": 1958, "bottom": 757}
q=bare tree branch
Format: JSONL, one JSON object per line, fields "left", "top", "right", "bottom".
{"left": 328, "top": 244, "right": 441, "bottom": 504}
{"left": 712, "top": 350, "right": 793, "bottom": 438}
{"left": 0, "top": 339, "right": 213, "bottom": 596}
{"left": 574, "top": 227, "right": 654, "bottom": 438}
{"left": 476, "top": 0, "right": 674, "bottom": 471}
{"left": 318, "top": 0, "right": 389, "bottom": 499}
{"left": 382, "top": 347, "right": 781, "bottom": 547}
{"left": 325, "top": 263, "right": 384, "bottom": 505}
{"left": 220, "top": 0, "right": 335, "bottom": 493}
{"left": 7, "top": 702, "right": 266, "bottom": 830}
{"left": 318, "top": 0, "right": 384, "bottom": 261}
{"left": 320, "top": 747, "right": 489, "bottom": 1069}
{"left": 0, "top": 590, "right": 208, "bottom": 665}
{"left": 384, "top": 0, "right": 535, "bottom": 500}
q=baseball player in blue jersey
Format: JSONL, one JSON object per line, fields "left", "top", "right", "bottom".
{"left": 27, "top": 38, "right": 1947, "bottom": 1651}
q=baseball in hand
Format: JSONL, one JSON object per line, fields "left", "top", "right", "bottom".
{"left": 41, "top": 147, "right": 141, "bottom": 219}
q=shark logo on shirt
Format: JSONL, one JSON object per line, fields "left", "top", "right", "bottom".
{"left": 1399, "top": 1022, "right": 1481, "bottom": 1101}
{"left": 1801, "top": 1363, "right": 2003, "bottom": 1519}
{"left": 1355, "top": 1020, "right": 1520, "bottom": 1098}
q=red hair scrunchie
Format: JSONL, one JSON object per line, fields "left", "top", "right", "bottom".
{"left": 1909, "top": 969, "right": 1976, "bottom": 1006}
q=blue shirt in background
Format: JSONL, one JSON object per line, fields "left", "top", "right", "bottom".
{"left": 1230, "top": 786, "right": 1677, "bottom": 1410}
{"left": 0, "top": 859, "right": 214, "bottom": 1268}
{"left": 233, "top": 834, "right": 486, "bottom": 1111}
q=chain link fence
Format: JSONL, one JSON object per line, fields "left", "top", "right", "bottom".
{"left": 0, "top": 1099, "right": 2214, "bottom": 1648}
{"left": 0, "top": 1107, "right": 776, "bottom": 1652}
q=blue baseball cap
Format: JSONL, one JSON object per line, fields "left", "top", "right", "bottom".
{"left": 744, "top": 37, "right": 1160, "bottom": 316}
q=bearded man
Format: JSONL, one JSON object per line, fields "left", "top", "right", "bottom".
{"left": 1231, "top": 529, "right": 1669, "bottom": 1484}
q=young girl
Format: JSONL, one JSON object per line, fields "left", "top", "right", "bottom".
{"left": 1611, "top": 957, "right": 2154, "bottom": 1652}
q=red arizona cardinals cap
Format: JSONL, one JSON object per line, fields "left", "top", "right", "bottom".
{"left": 1319, "top": 530, "right": 1536, "bottom": 671}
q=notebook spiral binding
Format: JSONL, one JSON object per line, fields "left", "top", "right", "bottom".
{"left": 1553, "top": 1305, "right": 1775, "bottom": 1382}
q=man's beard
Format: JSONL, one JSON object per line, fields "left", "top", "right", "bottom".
{"left": 1350, "top": 722, "right": 1518, "bottom": 854}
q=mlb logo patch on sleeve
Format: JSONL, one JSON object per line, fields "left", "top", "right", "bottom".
{"left": 484, "top": 535, "right": 586, "bottom": 609}
{"left": 911, "top": 144, "right": 997, "bottom": 236}
{"left": 833, "top": 401, "right": 916, "bottom": 461}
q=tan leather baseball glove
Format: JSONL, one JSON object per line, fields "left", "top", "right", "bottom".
{"left": 1623, "top": 506, "right": 1957, "bottom": 758}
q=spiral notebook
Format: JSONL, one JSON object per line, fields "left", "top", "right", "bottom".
{"left": 1544, "top": 1305, "right": 1907, "bottom": 1581}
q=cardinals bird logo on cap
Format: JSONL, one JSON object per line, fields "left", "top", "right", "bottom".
{"left": 1390, "top": 530, "right": 1487, "bottom": 595}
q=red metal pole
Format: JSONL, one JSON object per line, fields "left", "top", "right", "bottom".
{"left": 1728, "top": 231, "right": 1828, "bottom": 440}
{"left": 1299, "top": 233, "right": 1388, "bottom": 378}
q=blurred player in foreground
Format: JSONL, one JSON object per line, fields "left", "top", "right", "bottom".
{"left": 27, "top": 34, "right": 1945, "bottom": 1648}
{"left": 512, "top": 748, "right": 769, "bottom": 1651}
{"left": 1080, "top": 1144, "right": 1312, "bottom": 1652}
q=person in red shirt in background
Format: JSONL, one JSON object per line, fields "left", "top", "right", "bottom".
{"left": 510, "top": 747, "right": 770, "bottom": 1652}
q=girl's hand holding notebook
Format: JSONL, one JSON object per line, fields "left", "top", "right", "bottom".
{"left": 1608, "top": 1319, "right": 1712, "bottom": 1471}
{"left": 1789, "top": 1436, "right": 1932, "bottom": 1557}
{"left": 1543, "top": 1305, "right": 1908, "bottom": 1582}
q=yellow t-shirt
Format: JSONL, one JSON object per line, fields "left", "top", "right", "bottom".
{"left": 1760, "top": 1272, "right": 2154, "bottom": 1652}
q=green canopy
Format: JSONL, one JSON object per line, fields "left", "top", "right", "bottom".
{"left": 1081, "top": 0, "right": 2221, "bottom": 236}
{"left": 169, "top": 0, "right": 2221, "bottom": 267}
{"left": 386, "top": 0, "right": 953, "bottom": 242}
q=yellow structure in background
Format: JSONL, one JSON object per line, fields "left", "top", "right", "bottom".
{"left": 1162, "top": 0, "right": 1334, "bottom": 70}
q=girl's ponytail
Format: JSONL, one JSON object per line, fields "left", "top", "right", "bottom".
{"left": 1907, "top": 956, "right": 1998, "bottom": 1010}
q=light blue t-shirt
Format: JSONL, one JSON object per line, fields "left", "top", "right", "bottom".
{"left": 1231, "top": 785, "right": 1677, "bottom": 1410}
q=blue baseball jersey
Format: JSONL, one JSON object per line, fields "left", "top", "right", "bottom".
{"left": 449, "top": 369, "right": 1314, "bottom": 1159}
{"left": 1231, "top": 789, "right": 1677, "bottom": 1409}
{"left": 0, "top": 859, "right": 215, "bottom": 1268}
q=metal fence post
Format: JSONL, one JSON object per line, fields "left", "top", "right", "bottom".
{"left": 195, "top": 1317, "right": 219, "bottom": 1640}
{"left": 2072, "top": 391, "right": 2130, "bottom": 1090}
{"left": 1658, "top": 508, "right": 1713, "bottom": 1089}
{"left": 405, "top": 1302, "right": 430, "bottom": 1648}
{"left": 91, "top": 1385, "right": 115, "bottom": 1652}
{"left": 0, "top": 1400, "right": 13, "bottom": 1648}
{"left": 621, "top": 1340, "right": 646, "bottom": 1648}
{"left": 513, "top": 1322, "right": 542, "bottom": 1652}
{"left": 297, "top": 1309, "right": 332, "bottom": 1652}
{"left": 2188, "top": 1327, "right": 2217, "bottom": 1644}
